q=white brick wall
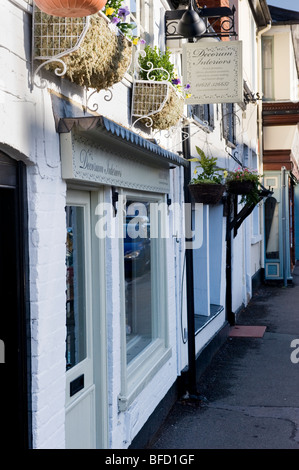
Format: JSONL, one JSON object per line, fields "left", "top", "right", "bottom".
{"left": 27, "top": 154, "right": 67, "bottom": 449}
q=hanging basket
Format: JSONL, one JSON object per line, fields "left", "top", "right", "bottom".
{"left": 188, "top": 183, "right": 225, "bottom": 204}
{"left": 132, "top": 80, "right": 184, "bottom": 131}
{"left": 227, "top": 180, "right": 254, "bottom": 195}
{"left": 34, "top": 0, "right": 107, "bottom": 18}
{"left": 34, "top": 11, "right": 133, "bottom": 91}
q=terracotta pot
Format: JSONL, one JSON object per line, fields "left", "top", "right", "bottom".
{"left": 34, "top": 0, "right": 107, "bottom": 17}
{"left": 188, "top": 183, "right": 225, "bottom": 204}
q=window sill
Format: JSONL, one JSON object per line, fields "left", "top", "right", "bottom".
{"left": 118, "top": 345, "right": 172, "bottom": 412}
{"left": 195, "top": 304, "right": 224, "bottom": 336}
{"left": 251, "top": 234, "right": 262, "bottom": 245}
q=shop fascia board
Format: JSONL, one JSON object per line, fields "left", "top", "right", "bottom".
{"left": 58, "top": 116, "right": 187, "bottom": 170}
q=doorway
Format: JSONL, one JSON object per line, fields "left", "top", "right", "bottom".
{"left": 0, "top": 153, "right": 30, "bottom": 449}
{"left": 65, "top": 189, "right": 108, "bottom": 449}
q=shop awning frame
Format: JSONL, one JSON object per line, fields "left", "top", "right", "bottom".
{"left": 58, "top": 116, "right": 188, "bottom": 168}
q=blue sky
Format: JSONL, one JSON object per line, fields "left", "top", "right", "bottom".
{"left": 267, "top": 0, "right": 299, "bottom": 12}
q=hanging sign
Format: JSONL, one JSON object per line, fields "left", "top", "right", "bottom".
{"left": 183, "top": 40, "right": 243, "bottom": 105}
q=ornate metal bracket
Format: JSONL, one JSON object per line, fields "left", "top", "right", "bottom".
{"left": 165, "top": 5, "right": 237, "bottom": 42}
{"left": 131, "top": 50, "right": 172, "bottom": 131}
{"left": 32, "top": 6, "right": 90, "bottom": 89}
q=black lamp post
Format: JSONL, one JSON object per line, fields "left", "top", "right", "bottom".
{"left": 177, "top": 0, "right": 206, "bottom": 38}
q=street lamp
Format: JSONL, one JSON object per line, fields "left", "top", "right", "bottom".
{"left": 177, "top": 0, "right": 206, "bottom": 38}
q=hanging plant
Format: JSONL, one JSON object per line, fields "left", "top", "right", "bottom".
{"left": 34, "top": 0, "right": 108, "bottom": 18}
{"left": 132, "top": 46, "right": 190, "bottom": 131}
{"left": 34, "top": 11, "right": 133, "bottom": 91}
{"left": 188, "top": 147, "right": 225, "bottom": 204}
{"left": 226, "top": 167, "right": 262, "bottom": 205}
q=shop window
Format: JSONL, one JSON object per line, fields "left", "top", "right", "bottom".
{"left": 66, "top": 206, "right": 87, "bottom": 370}
{"left": 119, "top": 192, "right": 170, "bottom": 410}
{"left": 125, "top": 200, "right": 152, "bottom": 363}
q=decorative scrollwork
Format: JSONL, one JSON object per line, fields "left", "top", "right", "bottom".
{"left": 134, "top": 50, "right": 170, "bottom": 82}
{"left": 32, "top": 6, "right": 90, "bottom": 89}
{"left": 33, "top": 59, "right": 67, "bottom": 89}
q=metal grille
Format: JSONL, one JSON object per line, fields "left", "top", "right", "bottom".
{"left": 33, "top": 6, "right": 90, "bottom": 60}
{"left": 132, "top": 80, "right": 169, "bottom": 117}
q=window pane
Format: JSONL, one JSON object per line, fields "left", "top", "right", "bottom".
{"left": 265, "top": 197, "right": 279, "bottom": 259}
{"left": 124, "top": 201, "right": 152, "bottom": 364}
{"left": 66, "top": 206, "right": 87, "bottom": 370}
{"left": 262, "top": 38, "right": 273, "bottom": 98}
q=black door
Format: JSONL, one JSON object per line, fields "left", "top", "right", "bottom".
{"left": 0, "top": 153, "right": 30, "bottom": 449}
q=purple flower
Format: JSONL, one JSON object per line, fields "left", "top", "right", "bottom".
{"left": 118, "top": 6, "right": 130, "bottom": 18}
{"left": 184, "top": 83, "right": 191, "bottom": 90}
{"left": 139, "top": 38, "right": 146, "bottom": 44}
{"left": 111, "top": 16, "right": 121, "bottom": 24}
{"left": 172, "top": 78, "right": 181, "bottom": 85}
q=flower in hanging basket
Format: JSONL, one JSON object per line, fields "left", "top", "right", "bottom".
{"left": 226, "top": 167, "right": 262, "bottom": 205}
{"left": 188, "top": 147, "right": 225, "bottom": 204}
{"left": 34, "top": 0, "right": 108, "bottom": 17}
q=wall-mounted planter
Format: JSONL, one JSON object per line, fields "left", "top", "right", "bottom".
{"left": 188, "top": 183, "right": 225, "bottom": 204}
{"left": 131, "top": 80, "right": 184, "bottom": 131}
{"left": 34, "top": 0, "right": 107, "bottom": 18}
{"left": 33, "top": 10, "right": 132, "bottom": 91}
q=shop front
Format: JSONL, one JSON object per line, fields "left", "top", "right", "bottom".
{"left": 58, "top": 116, "right": 187, "bottom": 448}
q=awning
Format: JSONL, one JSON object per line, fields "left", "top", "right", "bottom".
{"left": 58, "top": 116, "right": 188, "bottom": 168}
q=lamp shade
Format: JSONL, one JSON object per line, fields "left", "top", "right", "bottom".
{"left": 177, "top": 9, "right": 206, "bottom": 38}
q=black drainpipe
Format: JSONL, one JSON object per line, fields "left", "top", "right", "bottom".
{"left": 225, "top": 193, "right": 235, "bottom": 326}
{"left": 182, "top": 124, "right": 197, "bottom": 396}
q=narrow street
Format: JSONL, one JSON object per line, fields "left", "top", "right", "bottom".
{"left": 149, "top": 263, "right": 299, "bottom": 449}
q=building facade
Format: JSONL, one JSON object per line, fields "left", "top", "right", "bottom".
{"left": 261, "top": 5, "right": 299, "bottom": 284}
{"left": 1, "top": 0, "right": 293, "bottom": 449}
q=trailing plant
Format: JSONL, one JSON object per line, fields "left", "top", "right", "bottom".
{"left": 189, "top": 147, "right": 225, "bottom": 185}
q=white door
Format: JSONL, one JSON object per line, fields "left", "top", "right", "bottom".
{"left": 65, "top": 191, "right": 95, "bottom": 449}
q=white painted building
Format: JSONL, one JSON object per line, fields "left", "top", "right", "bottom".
{"left": 0, "top": 0, "right": 274, "bottom": 449}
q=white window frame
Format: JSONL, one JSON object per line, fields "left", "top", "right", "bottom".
{"left": 118, "top": 190, "right": 171, "bottom": 411}
{"left": 124, "top": 0, "right": 152, "bottom": 42}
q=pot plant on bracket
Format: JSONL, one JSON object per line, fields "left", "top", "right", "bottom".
{"left": 226, "top": 167, "right": 262, "bottom": 205}
{"left": 188, "top": 147, "right": 225, "bottom": 204}
{"left": 131, "top": 45, "right": 189, "bottom": 131}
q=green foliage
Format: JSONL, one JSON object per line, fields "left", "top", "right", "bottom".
{"left": 189, "top": 147, "right": 224, "bottom": 185}
{"left": 138, "top": 46, "right": 175, "bottom": 83}
{"left": 105, "top": 0, "right": 123, "bottom": 10}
